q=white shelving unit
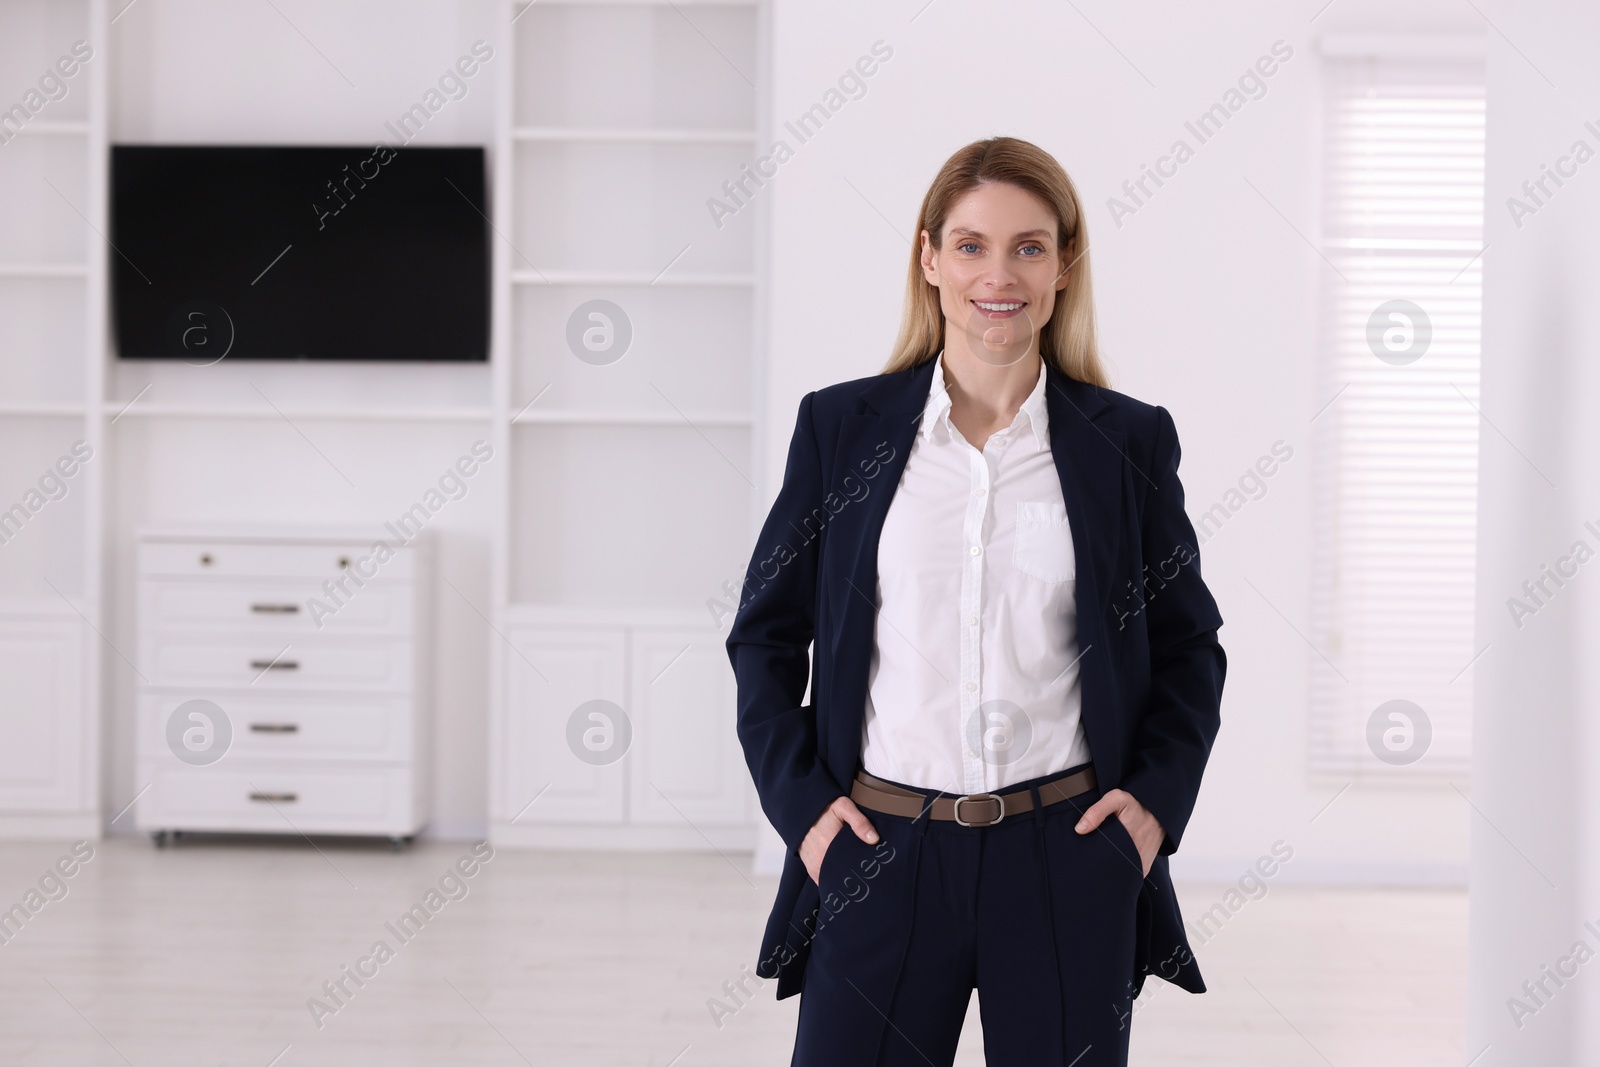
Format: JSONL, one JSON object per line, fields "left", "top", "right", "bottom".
{"left": 489, "top": 0, "right": 768, "bottom": 849}
{"left": 0, "top": 0, "right": 107, "bottom": 838}
{"left": 0, "top": 0, "right": 769, "bottom": 848}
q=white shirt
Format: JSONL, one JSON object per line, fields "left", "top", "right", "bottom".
{"left": 861, "top": 351, "right": 1092, "bottom": 795}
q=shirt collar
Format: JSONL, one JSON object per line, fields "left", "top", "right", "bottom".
{"left": 920, "top": 350, "right": 1051, "bottom": 452}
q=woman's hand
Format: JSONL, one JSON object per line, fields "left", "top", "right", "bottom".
{"left": 1075, "top": 788, "right": 1163, "bottom": 877}
{"left": 800, "top": 796, "right": 880, "bottom": 884}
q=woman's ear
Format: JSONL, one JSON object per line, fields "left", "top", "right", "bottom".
{"left": 919, "top": 229, "right": 941, "bottom": 286}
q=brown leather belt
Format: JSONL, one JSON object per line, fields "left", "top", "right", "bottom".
{"left": 849, "top": 766, "right": 1096, "bottom": 828}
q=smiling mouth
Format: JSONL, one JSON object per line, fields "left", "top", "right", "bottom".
{"left": 972, "top": 299, "right": 1027, "bottom": 319}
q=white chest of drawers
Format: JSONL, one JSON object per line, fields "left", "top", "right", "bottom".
{"left": 134, "top": 524, "right": 433, "bottom": 845}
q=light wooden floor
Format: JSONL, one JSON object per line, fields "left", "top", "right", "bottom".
{"left": 0, "top": 837, "right": 1466, "bottom": 1065}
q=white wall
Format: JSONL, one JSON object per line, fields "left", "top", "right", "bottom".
{"left": 104, "top": 0, "right": 501, "bottom": 839}
{"left": 96, "top": 0, "right": 1511, "bottom": 876}
{"left": 1469, "top": 0, "right": 1600, "bottom": 1059}
{"left": 760, "top": 0, "right": 1482, "bottom": 881}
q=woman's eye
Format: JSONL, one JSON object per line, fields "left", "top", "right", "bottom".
{"left": 1019, "top": 244, "right": 1045, "bottom": 257}
{"left": 958, "top": 242, "right": 980, "bottom": 254}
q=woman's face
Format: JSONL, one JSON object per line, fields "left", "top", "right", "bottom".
{"left": 920, "top": 180, "right": 1072, "bottom": 365}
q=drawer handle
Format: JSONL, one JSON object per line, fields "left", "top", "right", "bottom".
{"left": 249, "top": 723, "right": 300, "bottom": 734}
{"left": 249, "top": 791, "right": 298, "bottom": 803}
{"left": 251, "top": 603, "right": 301, "bottom": 614}
{"left": 250, "top": 659, "right": 300, "bottom": 671}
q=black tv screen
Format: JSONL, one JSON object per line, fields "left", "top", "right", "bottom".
{"left": 111, "top": 145, "right": 488, "bottom": 362}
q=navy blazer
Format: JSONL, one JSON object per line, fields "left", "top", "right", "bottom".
{"left": 725, "top": 356, "right": 1226, "bottom": 999}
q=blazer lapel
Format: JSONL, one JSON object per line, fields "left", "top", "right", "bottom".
{"left": 1044, "top": 366, "right": 1127, "bottom": 771}
{"left": 1044, "top": 366, "right": 1125, "bottom": 626}
{"left": 819, "top": 361, "right": 933, "bottom": 753}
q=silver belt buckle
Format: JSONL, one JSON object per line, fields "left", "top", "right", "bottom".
{"left": 952, "top": 792, "right": 1004, "bottom": 827}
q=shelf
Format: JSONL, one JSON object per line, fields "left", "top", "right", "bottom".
{"left": 104, "top": 403, "right": 494, "bottom": 423}
{"left": 8, "top": 120, "right": 90, "bottom": 136}
{"left": 92, "top": 403, "right": 749, "bottom": 427}
{"left": 511, "top": 270, "right": 754, "bottom": 287}
{"left": 512, "top": 138, "right": 755, "bottom": 276}
{"left": 515, "top": 0, "right": 757, "bottom": 7}
{"left": 0, "top": 403, "right": 88, "bottom": 417}
{"left": 0, "top": 597, "right": 91, "bottom": 620}
{"left": 512, "top": 126, "right": 757, "bottom": 144}
{"left": 511, "top": 282, "right": 751, "bottom": 408}
{"left": 510, "top": 409, "right": 752, "bottom": 427}
{"left": 511, "top": 2, "right": 757, "bottom": 133}
{"left": 0, "top": 263, "right": 88, "bottom": 279}
{"left": 136, "top": 520, "right": 412, "bottom": 544}
{"left": 509, "top": 420, "right": 752, "bottom": 605}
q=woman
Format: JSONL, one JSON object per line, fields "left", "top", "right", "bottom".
{"left": 726, "top": 136, "right": 1226, "bottom": 1067}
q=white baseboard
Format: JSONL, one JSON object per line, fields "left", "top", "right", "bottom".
{"left": 104, "top": 815, "right": 481, "bottom": 844}
{"left": 490, "top": 821, "right": 758, "bottom": 852}
{"left": 419, "top": 817, "right": 489, "bottom": 842}
{"left": 103, "top": 815, "right": 755, "bottom": 852}
{"left": 0, "top": 813, "right": 101, "bottom": 840}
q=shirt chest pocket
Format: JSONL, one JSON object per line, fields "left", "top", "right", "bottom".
{"left": 1012, "top": 500, "right": 1075, "bottom": 583}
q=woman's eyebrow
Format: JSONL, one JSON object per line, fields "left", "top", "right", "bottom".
{"left": 948, "top": 227, "right": 1054, "bottom": 241}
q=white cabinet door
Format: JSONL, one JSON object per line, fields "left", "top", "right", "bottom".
{"left": 0, "top": 619, "right": 83, "bottom": 811}
{"left": 628, "top": 629, "right": 748, "bottom": 826}
{"left": 505, "top": 628, "right": 627, "bottom": 824}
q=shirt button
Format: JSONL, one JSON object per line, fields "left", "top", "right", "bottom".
{"left": 967, "top": 616, "right": 978, "bottom": 626}
{"left": 969, "top": 545, "right": 981, "bottom": 556}
{"left": 964, "top": 681, "right": 977, "bottom": 692}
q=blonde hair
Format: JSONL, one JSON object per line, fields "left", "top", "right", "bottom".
{"left": 882, "top": 136, "right": 1108, "bottom": 387}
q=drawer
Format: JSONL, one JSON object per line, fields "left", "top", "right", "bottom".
{"left": 137, "top": 763, "right": 416, "bottom": 835}
{"left": 145, "top": 636, "right": 413, "bottom": 692}
{"left": 143, "top": 579, "right": 410, "bottom": 636}
{"left": 139, "top": 540, "right": 415, "bottom": 582}
{"left": 140, "top": 693, "right": 410, "bottom": 762}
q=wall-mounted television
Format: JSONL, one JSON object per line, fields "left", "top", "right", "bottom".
{"left": 111, "top": 145, "right": 488, "bottom": 362}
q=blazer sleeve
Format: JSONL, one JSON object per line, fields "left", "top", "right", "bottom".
{"left": 726, "top": 390, "right": 846, "bottom": 852}
{"left": 1118, "top": 405, "right": 1227, "bottom": 857}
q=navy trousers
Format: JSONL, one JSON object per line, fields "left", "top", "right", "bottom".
{"left": 791, "top": 762, "right": 1146, "bottom": 1067}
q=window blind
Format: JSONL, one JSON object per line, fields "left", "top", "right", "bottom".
{"left": 1308, "top": 54, "right": 1487, "bottom": 776}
